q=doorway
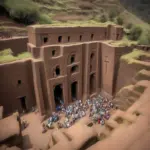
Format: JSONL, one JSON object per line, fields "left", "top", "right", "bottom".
{"left": 19, "top": 96, "right": 27, "bottom": 112}
{"left": 116, "top": 33, "right": 120, "bottom": 40}
{"left": 54, "top": 84, "right": 64, "bottom": 107}
{"left": 71, "top": 81, "right": 77, "bottom": 101}
{"left": 90, "top": 74, "right": 96, "bottom": 95}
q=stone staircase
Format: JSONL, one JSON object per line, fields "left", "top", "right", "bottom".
{"left": 87, "top": 84, "right": 150, "bottom": 150}
{"left": 132, "top": 69, "right": 150, "bottom": 85}
{"left": 114, "top": 68, "right": 150, "bottom": 111}
{"left": 30, "top": 83, "right": 150, "bottom": 150}
{"left": 46, "top": 107, "right": 141, "bottom": 150}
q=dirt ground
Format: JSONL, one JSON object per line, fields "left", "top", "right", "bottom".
{"left": 21, "top": 112, "right": 52, "bottom": 150}
{"left": 21, "top": 111, "right": 90, "bottom": 150}
{"left": 20, "top": 102, "right": 117, "bottom": 150}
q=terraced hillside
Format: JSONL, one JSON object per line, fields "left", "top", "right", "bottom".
{"left": 114, "top": 49, "right": 150, "bottom": 110}
{"left": 0, "top": 0, "right": 150, "bottom": 40}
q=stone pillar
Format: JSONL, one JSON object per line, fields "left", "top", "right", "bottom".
{"left": 32, "top": 61, "right": 45, "bottom": 115}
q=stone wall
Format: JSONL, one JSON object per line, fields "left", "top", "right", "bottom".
{"left": 31, "top": 41, "right": 132, "bottom": 115}
{"left": 0, "top": 59, "right": 36, "bottom": 116}
{"left": 135, "top": 45, "right": 150, "bottom": 52}
{"left": 100, "top": 43, "right": 133, "bottom": 95}
{"left": 27, "top": 25, "right": 123, "bottom": 48}
{"left": 0, "top": 25, "right": 127, "bottom": 116}
{"left": 115, "top": 60, "right": 144, "bottom": 93}
{"left": 0, "top": 37, "right": 28, "bottom": 55}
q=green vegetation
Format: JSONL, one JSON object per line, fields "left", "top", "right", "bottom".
{"left": 0, "top": 0, "right": 150, "bottom": 45}
{"left": 125, "top": 23, "right": 133, "bottom": 29}
{"left": 0, "top": 49, "right": 31, "bottom": 64}
{"left": 100, "top": 15, "right": 107, "bottom": 23}
{"left": 115, "top": 16, "right": 124, "bottom": 25}
{"left": 108, "top": 9, "right": 118, "bottom": 22}
{"left": 38, "top": 14, "right": 52, "bottom": 24}
{"left": 1, "top": 0, "right": 52, "bottom": 25}
{"left": 0, "top": 48, "right": 13, "bottom": 56}
{"left": 134, "top": 86, "right": 146, "bottom": 94}
{"left": 138, "top": 30, "right": 150, "bottom": 45}
{"left": 105, "top": 38, "right": 137, "bottom": 47}
{"left": 120, "top": 0, "right": 150, "bottom": 24}
{"left": 127, "top": 26, "right": 142, "bottom": 41}
{"left": 17, "top": 52, "right": 32, "bottom": 59}
{"left": 135, "top": 69, "right": 150, "bottom": 81}
{"left": 121, "top": 49, "right": 150, "bottom": 64}
{"left": 4, "top": 0, "right": 39, "bottom": 24}
{"left": 32, "top": 20, "right": 115, "bottom": 27}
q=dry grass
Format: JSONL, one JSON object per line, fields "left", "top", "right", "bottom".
{"left": 32, "top": 20, "right": 114, "bottom": 27}
{"left": 121, "top": 49, "right": 150, "bottom": 64}
{"left": 105, "top": 38, "right": 137, "bottom": 47}
{"left": 1, "top": 0, "right": 150, "bottom": 39}
{"left": 0, "top": 49, "right": 31, "bottom": 64}
{"left": 135, "top": 69, "right": 150, "bottom": 81}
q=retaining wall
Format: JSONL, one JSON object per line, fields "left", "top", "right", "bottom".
{"left": 0, "top": 59, "right": 35, "bottom": 116}
{"left": 0, "top": 37, "right": 28, "bottom": 55}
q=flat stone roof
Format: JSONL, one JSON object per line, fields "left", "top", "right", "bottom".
{"left": 28, "top": 24, "right": 122, "bottom": 34}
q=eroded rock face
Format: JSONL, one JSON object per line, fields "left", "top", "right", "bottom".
{"left": 0, "top": 113, "right": 22, "bottom": 148}
{"left": 113, "top": 85, "right": 138, "bottom": 110}
{"left": 86, "top": 82, "right": 150, "bottom": 150}
{"left": 114, "top": 50, "right": 150, "bottom": 111}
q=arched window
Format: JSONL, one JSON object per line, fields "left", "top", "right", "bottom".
{"left": 58, "top": 36, "right": 62, "bottom": 43}
{"left": 56, "top": 67, "right": 60, "bottom": 76}
{"left": 80, "top": 35, "right": 82, "bottom": 41}
{"left": 70, "top": 54, "right": 75, "bottom": 64}
{"left": 43, "top": 37, "right": 48, "bottom": 43}
{"left": 90, "top": 53, "right": 94, "bottom": 60}
{"left": 17, "top": 80, "right": 21, "bottom": 85}
{"left": 42, "top": 35, "right": 49, "bottom": 44}
{"left": 52, "top": 50, "right": 55, "bottom": 56}
{"left": 105, "top": 31, "right": 107, "bottom": 39}
{"left": 91, "top": 34, "right": 94, "bottom": 40}
{"left": 68, "top": 36, "right": 70, "bottom": 42}
{"left": 71, "top": 65, "right": 78, "bottom": 73}
{"left": 54, "top": 84, "right": 63, "bottom": 107}
{"left": 71, "top": 81, "right": 77, "bottom": 101}
{"left": 90, "top": 73, "right": 96, "bottom": 94}
{"left": 54, "top": 66, "right": 60, "bottom": 77}
{"left": 116, "top": 33, "right": 120, "bottom": 40}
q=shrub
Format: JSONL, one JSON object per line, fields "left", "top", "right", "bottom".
{"left": 38, "top": 14, "right": 52, "bottom": 24}
{"left": 128, "top": 26, "right": 143, "bottom": 41}
{"left": 116, "top": 16, "right": 124, "bottom": 25}
{"left": 109, "top": 10, "right": 118, "bottom": 21}
{"left": 125, "top": 23, "right": 133, "bottom": 29}
{"left": 0, "top": 48, "right": 13, "bottom": 56}
{"left": 100, "top": 14, "right": 107, "bottom": 23}
{"left": 138, "top": 30, "right": 150, "bottom": 45}
{"left": 3, "top": 0, "right": 39, "bottom": 25}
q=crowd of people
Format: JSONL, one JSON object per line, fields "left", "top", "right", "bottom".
{"left": 42, "top": 95, "right": 115, "bottom": 133}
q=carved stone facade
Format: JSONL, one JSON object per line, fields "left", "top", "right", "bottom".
{"left": 27, "top": 24, "right": 127, "bottom": 115}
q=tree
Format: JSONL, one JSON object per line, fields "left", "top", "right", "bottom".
{"left": 125, "top": 23, "right": 133, "bottom": 29}
{"left": 4, "top": 0, "right": 39, "bottom": 25}
{"left": 116, "top": 16, "right": 124, "bottom": 25}
{"left": 138, "top": 30, "right": 150, "bottom": 45}
{"left": 100, "top": 14, "right": 107, "bottom": 23}
{"left": 128, "top": 26, "right": 143, "bottom": 41}
{"left": 109, "top": 10, "right": 117, "bottom": 21}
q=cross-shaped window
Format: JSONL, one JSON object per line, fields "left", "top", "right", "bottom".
{"left": 104, "top": 56, "right": 109, "bottom": 74}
